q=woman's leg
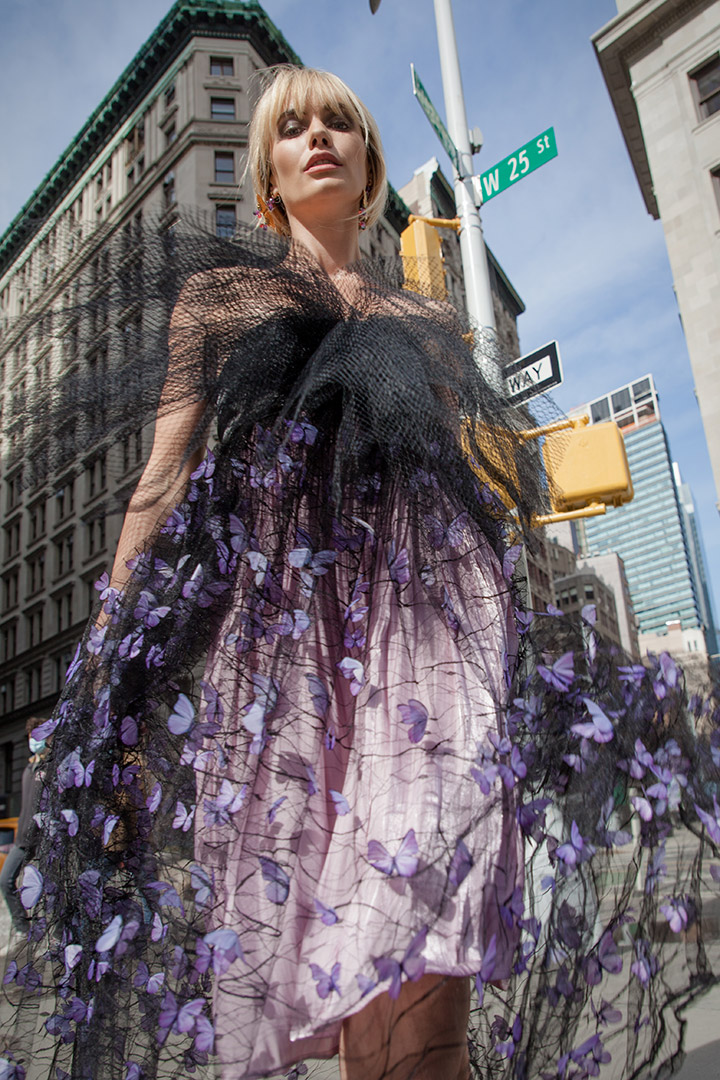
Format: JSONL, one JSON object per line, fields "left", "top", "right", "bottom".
{"left": 339, "top": 974, "right": 470, "bottom": 1080}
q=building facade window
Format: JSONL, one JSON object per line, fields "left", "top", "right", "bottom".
{"left": 54, "top": 649, "right": 73, "bottom": 691}
{"left": 26, "top": 663, "right": 43, "bottom": 703}
{"left": 1, "top": 623, "right": 17, "bottom": 663}
{"left": 55, "top": 589, "right": 74, "bottom": 634}
{"left": 712, "top": 166, "right": 720, "bottom": 215}
{"left": 54, "top": 531, "right": 75, "bottom": 579}
{"left": 690, "top": 55, "right": 720, "bottom": 120}
{"left": 216, "top": 205, "right": 236, "bottom": 239}
{"left": 4, "top": 518, "right": 21, "bottom": 561}
{"left": 27, "top": 607, "right": 43, "bottom": 648}
{"left": 164, "top": 83, "right": 176, "bottom": 110}
{"left": 163, "top": 171, "right": 176, "bottom": 208}
{"left": 0, "top": 681, "right": 15, "bottom": 717}
{"left": 7, "top": 471, "right": 23, "bottom": 512}
{"left": 3, "top": 570, "right": 19, "bottom": 611}
{"left": 55, "top": 480, "right": 75, "bottom": 523}
{"left": 28, "top": 500, "right": 46, "bottom": 543}
{"left": 165, "top": 124, "right": 177, "bottom": 147}
{"left": 28, "top": 552, "right": 45, "bottom": 595}
{"left": 211, "top": 97, "right": 235, "bottom": 120}
{"left": 86, "top": 453, "right": 107, "bottom": 501}
{"left": 210, "top": 56, "right": 234, "bottom": 76}
{"left": 87, "top": 517, "right": 106, "bottom": 558}
{"left": 214, "top": 152, "right": 235, "bottom": 184}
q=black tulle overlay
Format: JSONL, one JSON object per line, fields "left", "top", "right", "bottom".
{"left": 1, "top": 220, "right": 719, "bottom": 1079}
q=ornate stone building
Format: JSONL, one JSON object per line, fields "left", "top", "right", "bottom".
{"left": 593, "top": 0, "right": 720, "bottom": 510}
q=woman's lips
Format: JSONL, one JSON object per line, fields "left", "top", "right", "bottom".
{"left": 305, "top": 158, "right": 341, "bottom": 172}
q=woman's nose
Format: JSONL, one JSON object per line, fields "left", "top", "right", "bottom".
{"left": 308, "top": 118, "right": 330, "bottom": 146}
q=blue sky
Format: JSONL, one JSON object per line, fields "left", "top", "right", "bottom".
{"left": 1, "top": 0, "right": 718, "bottom": 625}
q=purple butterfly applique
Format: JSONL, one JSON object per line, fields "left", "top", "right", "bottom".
{"left": 204, "top": 780, "right": 247, "bottom": 827}
{"left": 386, "top": 541, "right": 410, "bottom": 586}
{"left": 373, "top": 927, "right": 428, "bottom": 999}
{"left": 502, "top": 545, "right": 522, "bottom": 582}
{"left": 267, "top": 796, "right": 287, "bottom": 824}
{"left": 168, "top": 693, "right": 195, "bottom": 735}
{"left": 19, "top": 865, "right": 43, "bottom": 910}
{"left": 259, "top": 857, "right": 290, "bottom": 904}
{"left": 448, "top": 838, "right": 473, "bottom": 888}
{"left": 172, "top": 802, "right": 196, "bottom": 832}
{"left": 329, "top": 790, "right": 350, "bottom": 816}
{"left": 695, "top": 795, "right": 720, "bottom": 844}
{"left": 556, "top": 821, "right": 592, "bottom": 871}
{"left": 243, "top": 673, "right": 279, "bottom": 734}
{"left": 314, "top": 899, "right": 339, "bottom": 925}
{"left": 134, "top": 961, "right": 166, "bottom": 995}
{"left": 368, "top": 829, "right": 419, "bottom": 877}
{"left": 398, "top": 700, "right": 429, "bottom": 743}
{"left": 309, "top": 961, "right": 341, "bottom": 999}
{"left": 537, "top": 651, "right": 575, "bottom": 692}
{"left": 474, "top": 933, "right": 497, "bottom": 1006}
{"left": 336, "top": 657, "right": 365, "bottom": 697}
{"left": 424, "top": 512, "right": 468, "bottom": 549}
{"left": 306, "top": 674, "right": 330, "bottom": 719}
{"left": 571, "top": 698, "right": 614, "bottom": 744}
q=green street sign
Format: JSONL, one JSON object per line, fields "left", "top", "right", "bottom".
{"left": 411, "top": 64, "right": 461, "bottom": 174}
{"left": 478, "top": 128, "right": 558, "bottom": 203}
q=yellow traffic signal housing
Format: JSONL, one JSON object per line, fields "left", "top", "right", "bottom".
{"left": 542, "top": 420, "right": 633, "bottom": 514}
{"left": 400, "top": 219, "right": 447, "bottom": 302}
{"left": 462, "top": 415, "right": 634, "bottom": 527}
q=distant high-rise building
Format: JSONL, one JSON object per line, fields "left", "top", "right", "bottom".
{"left": 673, "top": 462, "right": 719, "bottom": 657}
{"left": 575, "top": 375, "right": 715, "bottom": 668}
{"left": 593, "top": 0, "right": 720, "bottom": 510}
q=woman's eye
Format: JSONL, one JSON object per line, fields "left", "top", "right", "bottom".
{"left": 280, "top": 119, "right": 303, "bottom": 137}
{"left": 330, "top": 117, "right": 350, "bottom": 130}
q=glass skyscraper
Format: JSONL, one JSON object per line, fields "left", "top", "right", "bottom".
{"left": 576, "top": 375, "right": 716, "bottom": 656}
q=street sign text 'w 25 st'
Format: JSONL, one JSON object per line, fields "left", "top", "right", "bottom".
{"left": 505, "top": 341, "right": 563, "bottom": 404}
{"left": 479, "top": 128, "right": 557, "bottom": 203}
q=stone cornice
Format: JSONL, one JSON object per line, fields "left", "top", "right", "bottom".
{"left": 592, "top": 0, "right": 714, "bottom": 219}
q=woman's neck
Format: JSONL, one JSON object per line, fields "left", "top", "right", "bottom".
{"left": 287, "top": 213, "right": 361, "bottom": 277}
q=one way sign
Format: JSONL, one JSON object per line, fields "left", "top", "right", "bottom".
{"left": 504, "top": 341, "right": 563, "bottom": 404}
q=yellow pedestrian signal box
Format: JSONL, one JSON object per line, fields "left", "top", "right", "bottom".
{"left": 542, "top": 420, "right": 633, "bottom": 514}
{"left": 462, "top": 415, "right": 634, "bottom": 527}
{"left": 400, "top": 220, "right": 447, "bottom": 302}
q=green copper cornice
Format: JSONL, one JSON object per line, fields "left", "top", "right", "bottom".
{"left": 0, "top": 1, "right": 301, "bottom": 277}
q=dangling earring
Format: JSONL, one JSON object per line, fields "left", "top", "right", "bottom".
{"left": 358, "top": 184, "right": 371, "bottom": 231}
{"left": 254, "top": 192, "right": 283, "bottom": 231}
{"left": 253, "top": 195, "right": 270, "bottom": 230}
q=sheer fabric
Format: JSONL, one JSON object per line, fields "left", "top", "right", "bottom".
{"left": 1, "top": 221, "right": 718, "bottom": 1080}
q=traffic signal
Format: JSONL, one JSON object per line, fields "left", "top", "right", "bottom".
{"left": 540, "top": 418, "right": 633, "bottom": 518}
{"left": 400, "top": 219, "right": 447, "bottom": 302}
{"left": 462, "top": 415, "right": 634, "bottom": 527}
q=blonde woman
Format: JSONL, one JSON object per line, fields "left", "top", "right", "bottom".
{"left": 6, "top": 64, "right": 706, "bottom": 1080}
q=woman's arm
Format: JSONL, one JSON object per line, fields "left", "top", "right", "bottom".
{"left": 104, "top": 400, "right": 208, "bottom": 597}
{"left": 103, "top": 274, "right": 211, "bottom": 601}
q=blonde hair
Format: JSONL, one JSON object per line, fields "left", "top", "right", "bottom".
{"left": 247, "top": 65, "right": 387, "bottom": 236}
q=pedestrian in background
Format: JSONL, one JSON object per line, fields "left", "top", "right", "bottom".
{"left": 0, "top": 718, "right": 47, "bottom": 935}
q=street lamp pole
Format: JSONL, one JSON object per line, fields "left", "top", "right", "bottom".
{"left": 432, "top": 0, "right": 497, "bottom": 336}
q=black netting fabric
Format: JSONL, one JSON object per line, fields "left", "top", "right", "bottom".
{"left": 1, "top": 217, "right": 719, "bottom": 1080}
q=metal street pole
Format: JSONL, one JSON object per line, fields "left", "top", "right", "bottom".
{"left": 433, "top": 0, "right": 501, "bottom": 381}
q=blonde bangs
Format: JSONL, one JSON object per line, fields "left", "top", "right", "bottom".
{"left": 247, "top": 66, "right": 387, "bottom": 236}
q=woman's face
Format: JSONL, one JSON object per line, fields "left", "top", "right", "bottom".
{"left": 269, "top": 102, "right": 368, "bottom": 228}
